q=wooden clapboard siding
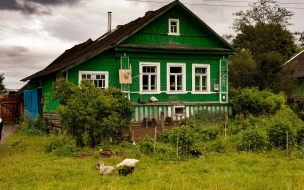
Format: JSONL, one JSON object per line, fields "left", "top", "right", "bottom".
{"left": 42, "top": 75, "right": 60, "bottom": 112}
{"left": 122, "top": 6, "right": 226, "bottom": 48}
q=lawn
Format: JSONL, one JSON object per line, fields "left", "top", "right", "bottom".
{"left": 1, "top": 131, "right": 304, "bottom": 190}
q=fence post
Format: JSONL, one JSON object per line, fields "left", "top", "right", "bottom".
{"left": 154, "top": 126, "right": 157, "bottom": 153}
{"left": 286, "top": 131, "right": 289, "bottom": 156}
{"left": 161, "top": 111, "right": 164, "bottom": 133}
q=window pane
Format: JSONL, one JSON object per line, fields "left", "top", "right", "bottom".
{"left": 195, "top": 68, "right": 206, "bottom": 74}
{"left": 87, "top": 75, "right": 91, "bottom": 79}
{"left": 170, "top": 67, "right": 182, "bottom": 73}
{"left": 201, "top": 76, "right": 206, "bottom": 90}
{"left": 96, "top": 75, "right": 100, "bottom": 80}
{"left": 170, "top": 75, "right": 175, "bottom": 90}
{"left": 195, "top": 76, "right": 200, "bottom": 91}
{"left": 143, "top": 75, "right": 148, "bottom": 90}
{"left": 151, "top": 75, "right": 156, "bottom": 90}
{"left": 94, "top": 80, "right": 97, "bottom": 86}
{"left": 82, "top": 74, "right": 86, "bottom": 79}
{"left": 100, "top": 75, "right": 105, "bottom": 79}
{"left": 177, "top": 75, "right": 182, "bottom": 90}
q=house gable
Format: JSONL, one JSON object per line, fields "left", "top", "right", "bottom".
{"left": 120, "top": 4, "right": 232, "bottom": 50}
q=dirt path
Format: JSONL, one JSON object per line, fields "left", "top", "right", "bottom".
{"left": 0, "top": 124, "right": 20, "bottom": 144}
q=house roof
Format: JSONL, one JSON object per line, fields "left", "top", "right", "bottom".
{"left": 21, "top": 0, "right": 234, "bottom": 82}
{"left": 284, "top": 49, "right": 304, "bottom": 78}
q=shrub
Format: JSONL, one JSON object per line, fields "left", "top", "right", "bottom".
{"left": 20, "top": 110, "right": 52, "bottom": 133}
{"left": 236, "top": 128, "right": 268, "bottom": 151}
{"left": 229, "top": 87, "right": 286, "bottom": 117}
{"left": 45, "top": 131, "right": 78, "bottom": 157}
{"left": 190, "top": 109, "right": 226, "bottom": 127}
{"left": 53, "top": 79, "right": 134, "bottom": 147}
{"left": 199, "top": 125, "right": 220, "bottom": 141}
{"left": 159, "top": 126, "right": 195, "bottom": 154}
{"left": 227, "top": 114, "right": 268, "bottom": 135}
{"left": 138, "top": 135, "right": 154, "bottom": 154}
{"left": 205, "top": 138, "right": 227, "bottom": 153}
{"left": 267, "top": 108, "right": 300, "bottom": 149}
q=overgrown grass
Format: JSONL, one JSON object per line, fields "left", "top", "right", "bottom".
{"left": 1, "top": 131, "right": 304, "bottom": 190}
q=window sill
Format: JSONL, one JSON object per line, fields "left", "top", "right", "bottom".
{"left": 167, "top": 33, "right": 180, "bottom": 36}
{"left": 139, "top": 91, "right": 161, "bottom": 94}
{"left": 166, "top": 91, "right": 187, "bottom": 94}
{"left": 191, "top": 91, "right": 213, "bottom": 94}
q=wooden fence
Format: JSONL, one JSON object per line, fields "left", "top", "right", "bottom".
{"left": 0, "top": 96, "right": 23, "bottom": 122}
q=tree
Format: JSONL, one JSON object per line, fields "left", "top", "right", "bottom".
{"left": 53, "top": 79, "right": 134, "bottom": 147}
{"left": 230, "top": 0, "right": 298, "bottom": 92}
{"left": 233, "top": 23, "right": 297, "bottom": 59}
{"left": 228, "top": 50, "right": 257, "bottom": 88}
{"left": 0, "top": 73, "right": 5, "bottom": 94}
{"left": 232, "top": 0, "right": 294, "bottom": 32}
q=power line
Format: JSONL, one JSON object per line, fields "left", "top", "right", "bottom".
{"left": 125, "top": 0, "right": 304, "bottom": 9}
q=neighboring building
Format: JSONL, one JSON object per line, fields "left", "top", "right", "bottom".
{"left": 285, "top": 49, "right": 304, "bottom": 105}
{"left": 21, "top": 0, "right": 235, "bottom": 125}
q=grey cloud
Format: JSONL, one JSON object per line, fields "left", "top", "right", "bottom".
{"left": 0, "top": 0, "right": 85, "bottom": 15}
{"left": 0, "top": 45, "right": 29, "bottom": 57}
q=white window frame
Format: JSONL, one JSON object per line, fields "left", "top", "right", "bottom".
{"left": 167, "top": 63, "right": 186, "bottom": 94}
{"left": 139, "top": 62, "right": 161, "bottom": 94}
{"left": 79, "top": 71, "right": 109, "bottom": 89}
{"left": 192, "top": 64, "right": 211, "bottom": 94}
{"left": 168, "top": 18, "right": 180, "bottom": 36}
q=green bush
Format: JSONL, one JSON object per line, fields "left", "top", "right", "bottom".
{"left": 236, "top": 128, "right": 268, "bottom": 151}
{"left": 227, "top": 115, "right": 268, "bottom": 135}
{"left": 138, "top": 135, "right": 154, "bottom": 154}
{"left": 45, "top": 131, "right": 78, "bottom": 157}
{"left": 205, "top": 138, "right": 227, "bottom": 153}
{"left": 190, "top": 109, "right": 226, "bottom": 127}
{"left": 229, "top": 87, "right": 286, "bottom": 117}
{"left": 159, "top": 126, "right": 195, "bottom": 154}
{"left": 53, "top": 79, "right": 134, "bottom": 147}
{"left": 199, "top": 125, "right": 220, "bottom": 141}
{"left": 267, "top": 108, "right": 300, "bottom": 149}
{"left": 296, "top": 126, "right": 304, "bottom": 146}
{"left": 20, "top": 110, "right": 52, "bottom": 133}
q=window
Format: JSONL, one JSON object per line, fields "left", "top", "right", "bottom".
{"left": 168, "top": 19, "right": 180, "bottom": 35}
{"left": 79, "top": 71, "right": 108, "bottom": 89}
{"left": 140, "top": 62, "right": 160, "bottom": 93}
{"left": 167, "top": 63, "right": 186, "bottom": 93}
{"left": 192, "top": 64, "right": 210, "bottom": 93}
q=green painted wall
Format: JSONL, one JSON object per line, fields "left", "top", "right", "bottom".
{"left": 68, "top": 50, "right": 121, "bottom": 88}
{"left": 122, "top": 6, "right": 228, "bottom": 49}
{"left": 41, "top": 75, "right": 60, "bottom": 112}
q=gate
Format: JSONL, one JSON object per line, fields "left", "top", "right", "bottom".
{"left": 0, "top": 97, "right": 22, "bottom": 121}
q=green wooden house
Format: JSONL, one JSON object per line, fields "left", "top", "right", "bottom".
{"left": 21, "top": 0, "right": 235, "bottom": 125}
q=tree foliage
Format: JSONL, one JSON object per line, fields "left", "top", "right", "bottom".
{"left": 52, "top": 79, "right": 134, "bottom": 147}
{"left": 230, "top": 0, "right": 298, "bottom": 93}
{"left": 228, "top": 50, "right": 257, "bottom": 88}
{"left": 0, "top": 73, "right": 6, "bottom": 94}
{"left": 229, "top": 87, "right": 286, "bottom": 117}
{"left": 232, "top": 0, "right": 294, "bottom": 32}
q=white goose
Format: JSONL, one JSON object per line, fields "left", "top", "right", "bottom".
{"left": 97, "top": 161, "right": 116, "bottom": 175}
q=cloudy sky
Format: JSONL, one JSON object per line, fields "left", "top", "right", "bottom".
{"left": 1, "top": 0, "right": 303, "bottom": 90}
